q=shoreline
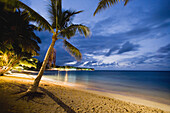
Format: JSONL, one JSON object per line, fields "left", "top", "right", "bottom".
{"left": 2, "top": 72, "right": 170, "bottom": 112}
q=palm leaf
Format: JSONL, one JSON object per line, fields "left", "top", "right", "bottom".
{"left": 59, "top": 10, "right": 83, "bottom": 29}
{"left": 63, "top": 40, "right": 82, "bottom": 61}
{"left": 0, "top": 0, "right": 53, "bottom": 32}
{"left": 0, "top": 0, "right": 18, "bottom": 11}
{"left": 49, "top": 3, "right": 83, "bottom": 30}
{"left": 48, "top": 0, "right": 58, "bottom": 29}
{"left": 17, "top": 1, "right": 53, "bottom": 32}
{"left": 94, "top": 0, "right": 129, "bottom": 16}
{"left": 60, "top": 24, "right": 90, "bottom": 39}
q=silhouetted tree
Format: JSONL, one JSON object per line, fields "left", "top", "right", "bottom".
{"left": 0, "top": 3, "right": 41, "bottom": 75}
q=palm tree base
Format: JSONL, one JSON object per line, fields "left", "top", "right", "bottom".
{"left": 26, "top": 85, "right": 38, "bottom": 93}
{"left": 17, "top": 91, "right": 45, "bottom": 102}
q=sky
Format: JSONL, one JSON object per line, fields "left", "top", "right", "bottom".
{"left": 21, "top": 0, "right": 170, "bottom": 70}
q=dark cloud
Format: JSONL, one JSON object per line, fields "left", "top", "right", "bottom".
{"left": 105, "top": 46, "right": 120, "bottom": 56}
{"left": 124, "top": 51, "right": 170, "bottom": 70}
{"left": 158, "top": 44, "right": 170, "bottom": 53}
{"left": 154, "top": 0, "right": 170, "bottom": 21}
{"left": 117, "top": 41, "right": 140, "bottom": 54}
{"left": 126, "top": 27, "right": 150, "bottom": 36}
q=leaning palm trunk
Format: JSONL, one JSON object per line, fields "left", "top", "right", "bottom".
{"left": 27, "top": 36, "right": 57, "bottom": 93}
{"left": 0, "top": 57, "right": 20, "bottom": 75}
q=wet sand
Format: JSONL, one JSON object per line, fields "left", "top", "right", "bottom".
{"left": 0, "top": 74, "right": 170, "bottom": 113}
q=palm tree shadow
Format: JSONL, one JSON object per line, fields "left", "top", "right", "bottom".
{"left": 12, "top": 84, "right": 45, "bottom": 102}
{"left": 12, "top": 84, "right": 76, "bottom": 112}
{"left": 12, "top": 84, "right": 28, "bottom": 94}
{"left": 39, "top": 87, "right": 76, "bottom": 113}
{"left": 16, "top": 91, "right": 45, "bottom": 102}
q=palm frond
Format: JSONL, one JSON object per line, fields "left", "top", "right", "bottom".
{"left": 94, "top": 0, "right": 129, "bottom": 16}
{"left": 61, "top": 10, "right": 83, "bottom": 23}
{"left": 0, "top": 0, "right": 53, "bottom": 32}
{"left": 48, "top": 0, "right": 57, "bottom": 28}
{"left": 63, "top": 40, "right": 82, "bottom": 61}
{"left": 17, "top": 1, "right": 53, "bottom": 32}
{"left": 30, "top": 32, "right": 41, "bottom": 43}
{"left": 59, "top": 10, "right": 83, "bottom": 29}
{"left": 60, "top": 24, "right": 90, "bottom": 39}
{"left": 0, "top": 0, "right": 18, "bottom": 11}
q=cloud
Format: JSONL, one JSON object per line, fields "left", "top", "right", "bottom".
{"left": 80, "top": 60, "right": 118, "bottom": 68}
{"left": 117, "top": 41, "right": 140, "bottom": 54}
{"left": 158, "top": 43, "right": 170, "bottom": 53}
{"left": 105, "top": 46, "right": 120, "bottom": 56}
{"left": 154, "top": 0, "right": 170, "bottom": 21}
{"left": 65, "top": 61, "right": 77, "bottom": 65}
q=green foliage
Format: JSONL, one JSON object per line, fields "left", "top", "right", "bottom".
{"left": 0, "top": 4, "right": 41, "bottom": 57}
{"left": 0, "top": 2, "right": 41, "bottom": 73}
{"left": 63, "top": 40, "right": 82, "bottom": 61}
{"left": 0, "top": 0, "right": 53, "bottom": 32}
{"left": 17, "top": 2, "right": 53, "bottom": 32}
{"left": 0, "top": 51, "right": 16, "bottom": 67}
{"left": 60, "top": 24, "right": 90, "bottom": 39}
{"left": 19, "top": 58, "right": 38, "bottom": 68}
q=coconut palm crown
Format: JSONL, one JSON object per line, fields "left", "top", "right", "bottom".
{"left": 24, "top": 0, "right": 90, "bottom": 60}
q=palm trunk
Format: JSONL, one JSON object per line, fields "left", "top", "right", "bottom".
{"left": 27, "top": 37, "right": 57, "bottom": 93}
{"left": 0, "top": 57, "right": 20, "bottom": 75}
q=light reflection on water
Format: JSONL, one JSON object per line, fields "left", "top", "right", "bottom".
{"left": 55, "top": 71, "right": 89, "bottom": 84}
{"left": 64, "top": 71, "right": 68, "bottom": 82}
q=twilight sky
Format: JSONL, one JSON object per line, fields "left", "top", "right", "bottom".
{"left": 21, "top": 0, "right": 170, "bottom": 70}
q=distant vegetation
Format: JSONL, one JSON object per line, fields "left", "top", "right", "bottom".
{"left": 49, "top": 65, "right": 94, "bottom": 71}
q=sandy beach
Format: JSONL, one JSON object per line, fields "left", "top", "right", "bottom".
{"left": 0, "top": 73, "right": 170, "bottom": 113}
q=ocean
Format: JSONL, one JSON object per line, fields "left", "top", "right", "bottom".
{"left": 32, "top": 70, "right": 170, "bottom": 104}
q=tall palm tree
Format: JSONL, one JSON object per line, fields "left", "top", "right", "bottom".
{"left": 94, "top": 0, "right": 129, "bottom": 16}
{"left": 1, "top": 0, "right": 90, "bottom": 93}
{"left": 27, "top": 0, "right": 90, "bottom": 93}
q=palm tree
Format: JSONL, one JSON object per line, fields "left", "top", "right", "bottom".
{"left": 94, "top": 0, "right": 129, "bottom": 16}
{"left": 27, "top": 0, "right": 90, "bottom": 93}
{"left": 3, "top": 0, "right": 90, "bottom": 93}
{"left": 1, "top": 0, "right": 90, "bottom": 93}
{"left": 0, "top": 3, "right": 41, "bottom": 75}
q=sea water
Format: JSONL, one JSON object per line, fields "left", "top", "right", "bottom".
{"left": 32, "top": 70, "right": 170, "bottom": 104}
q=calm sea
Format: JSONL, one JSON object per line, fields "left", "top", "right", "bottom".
{"left": 32, "top": 70, "right": 170, "bottom": 104}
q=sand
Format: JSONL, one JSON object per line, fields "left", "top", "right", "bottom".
{"left": 0, "top": 74, "right": 170, "bottom": 113}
